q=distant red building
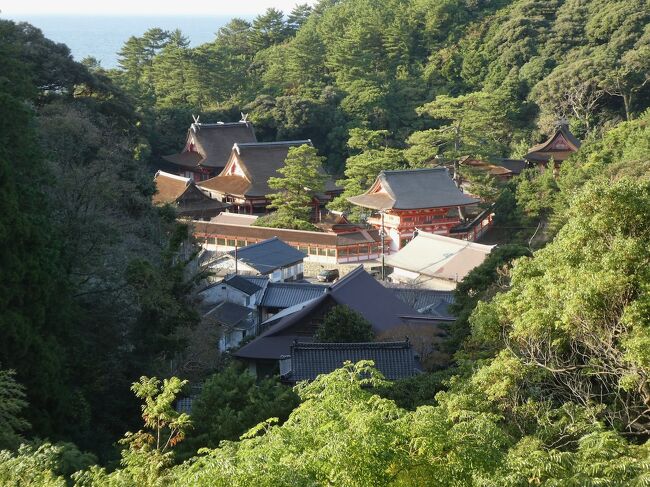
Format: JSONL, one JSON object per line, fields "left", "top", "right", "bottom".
{"left": 348, "top": 167, "right": 490, "bottom": 251}
{"left": 524, "top": 125, "right": 581, "bottom": 170}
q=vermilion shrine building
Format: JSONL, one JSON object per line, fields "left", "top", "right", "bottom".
{"left": 524, "top": 124, "right": 581, "bottom": 169}
{"left": 348, "top": 167, "right": 490, "bottom": 252}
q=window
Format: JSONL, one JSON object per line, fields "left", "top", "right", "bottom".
{"left": 236, "top": 239, "right": 246, "bottom": 247}
{"left": 358, "top": 245, "right": 368, "bottom": 254}
{"left": 338, "top": 248, "right": 347, "bottom": 256}
{"left": 318, "top": 248, "right": 326, "bottom": 256}
{"left": 298, "top": 246, "right": 309, "bottom": 254}
{"left": 217, "top": 238, "right": 226, "bottom": 245}
{"left": 327, "top": 249, "right": 335, "bottom": 257}
{"left": 227, "top": 239, "right": 236, "bottom": 247}
{"left": 309, "top": 247, "right": 318, "bottom": 255}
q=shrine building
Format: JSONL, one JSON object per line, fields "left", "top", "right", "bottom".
{"left": 162, "top": 121, "right": 257, "bottom": 181}
{"left": 524, "top": 124, "right": 581, "bottom": 170}
{"left": 197, "top": 140, "right": 341, "bottom": 218}
{"left": 348, "top": 167, "right": 485, "bottom": 252}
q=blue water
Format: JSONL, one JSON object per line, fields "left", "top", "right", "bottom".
{"left": 3, "top": 15, "right": 245, "bottom": 68}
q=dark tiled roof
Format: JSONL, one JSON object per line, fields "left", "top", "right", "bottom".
{"left": 204, "top": 302, "right": 252, "bottom": 327}
{"left": 234, "top": 267, "right": 418, "bottom": 360}
{"left": 225, "top": 274, "right": 262, "bottom": 296}
{"left": 260, "top": 282, "right": 327, "bottom": 309}
{"left": 348, "top": 167, "right": 479, "bottom": 210}
{"left": 389, "top": 288, "right": 456, "bottom": 319}
{"left": 283, "top": 341, "right": 419, "bottom": 382}
{"left": 230, "top": 237, "right": 306, "bottom": 274}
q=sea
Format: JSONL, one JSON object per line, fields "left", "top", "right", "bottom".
{"left": 3, "top": 15, "right": 246, "bottom": 69}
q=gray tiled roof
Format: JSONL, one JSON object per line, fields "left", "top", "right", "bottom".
{"left": 234, "top": 267, "right": 421, "bottom": 360}
{"left": 205, "top": 302, "right": 252, "bottom": 327}
{"left": 283, "top": 341, "right": 419, "bottom": 382}
{"left": 225, "top": 274, "right": 262, "bottom": 296}
{"left": 230, "top": 237, "right": 306, "bottom": 274}
{"left": 348, "top": 167, "right": 478, "bottom": 210}
{"left": 260, "top": 282, "right": 327, "bottom": 309}
{"left": 389, "top": 288, "right": 456, "bottom": 319}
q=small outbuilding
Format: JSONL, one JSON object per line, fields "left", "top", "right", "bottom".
{"left": 385, "top": 230, "right": 494, "bottom": 290}
{"left": 210, "top": 237, "right": 307, "bottom": 282}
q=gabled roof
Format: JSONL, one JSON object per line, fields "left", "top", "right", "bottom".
{"left": 198, "top": 140, "right": 340, "bottom": 198}
{"left": 204, "top": 302, "right": 252, "bottom": 328}
{"left": 260, "top": 281, "right": 328, "bottom": 309}
{"left": 198, "top": 140, "right": 310, "bottom": 198}
{"left": 385, "top": 230, "right": 494, "bottom": 282}
{"left": 224, "top": 274, "right": 262, "bottom": 296}
{"left": 348, "top": 167, "right": 479, "bottom": 210}
{"left": 230, "top": 237, "right": 306, "bottom": 274}
{"left": 163, "top": 121, "right": 257, "bottom": 169}
{"left": 525, "top": 125, "right": 581, "bottom": 163}
{"left": 282, "top": 341, "right": 420, "bottom": 382}
{"left": 234, "top": 267, "right": 418, "bottom": 360}
{"left": 153, "top": 171, "right": 191, "bottom": 204}
{"left": 152, "top": 171, "right": 230, "bottom": 215}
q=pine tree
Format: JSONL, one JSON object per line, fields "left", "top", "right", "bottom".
{"left": 260, "top": 144, "right": 326, "bottom": 228}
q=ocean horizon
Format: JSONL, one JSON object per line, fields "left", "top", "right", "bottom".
{"left": 3, "top": 14, "right": 249, "bottom": 68}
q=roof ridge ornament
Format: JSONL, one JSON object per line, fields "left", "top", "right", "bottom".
{"left": 240, "top": 112, "right": 249, "bottom": 123}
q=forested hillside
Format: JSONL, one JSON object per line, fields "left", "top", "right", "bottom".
{"left": 0, "top": 19, "right": 201, "bottom": 460}
{"left": 1, "top": 0, "right": 650, "bottom": 484}
{"left": 109, "top": 0, "right": 649, "bottom": 169}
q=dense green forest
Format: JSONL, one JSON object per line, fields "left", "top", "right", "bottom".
{"left": 1, "top": 0, "right": 649, "bottom": 484}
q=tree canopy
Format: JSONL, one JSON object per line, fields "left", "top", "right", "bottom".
{"left": 315, "top": 305, "right": 375, "bottom": 343}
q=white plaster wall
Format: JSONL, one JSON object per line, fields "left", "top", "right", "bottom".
{"left": 199, "top": 283, "right": 251, "bottom": 307}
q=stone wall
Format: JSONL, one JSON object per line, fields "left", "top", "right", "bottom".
{"left": 303, "top": 259, "right": 383, "bottom": 278}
